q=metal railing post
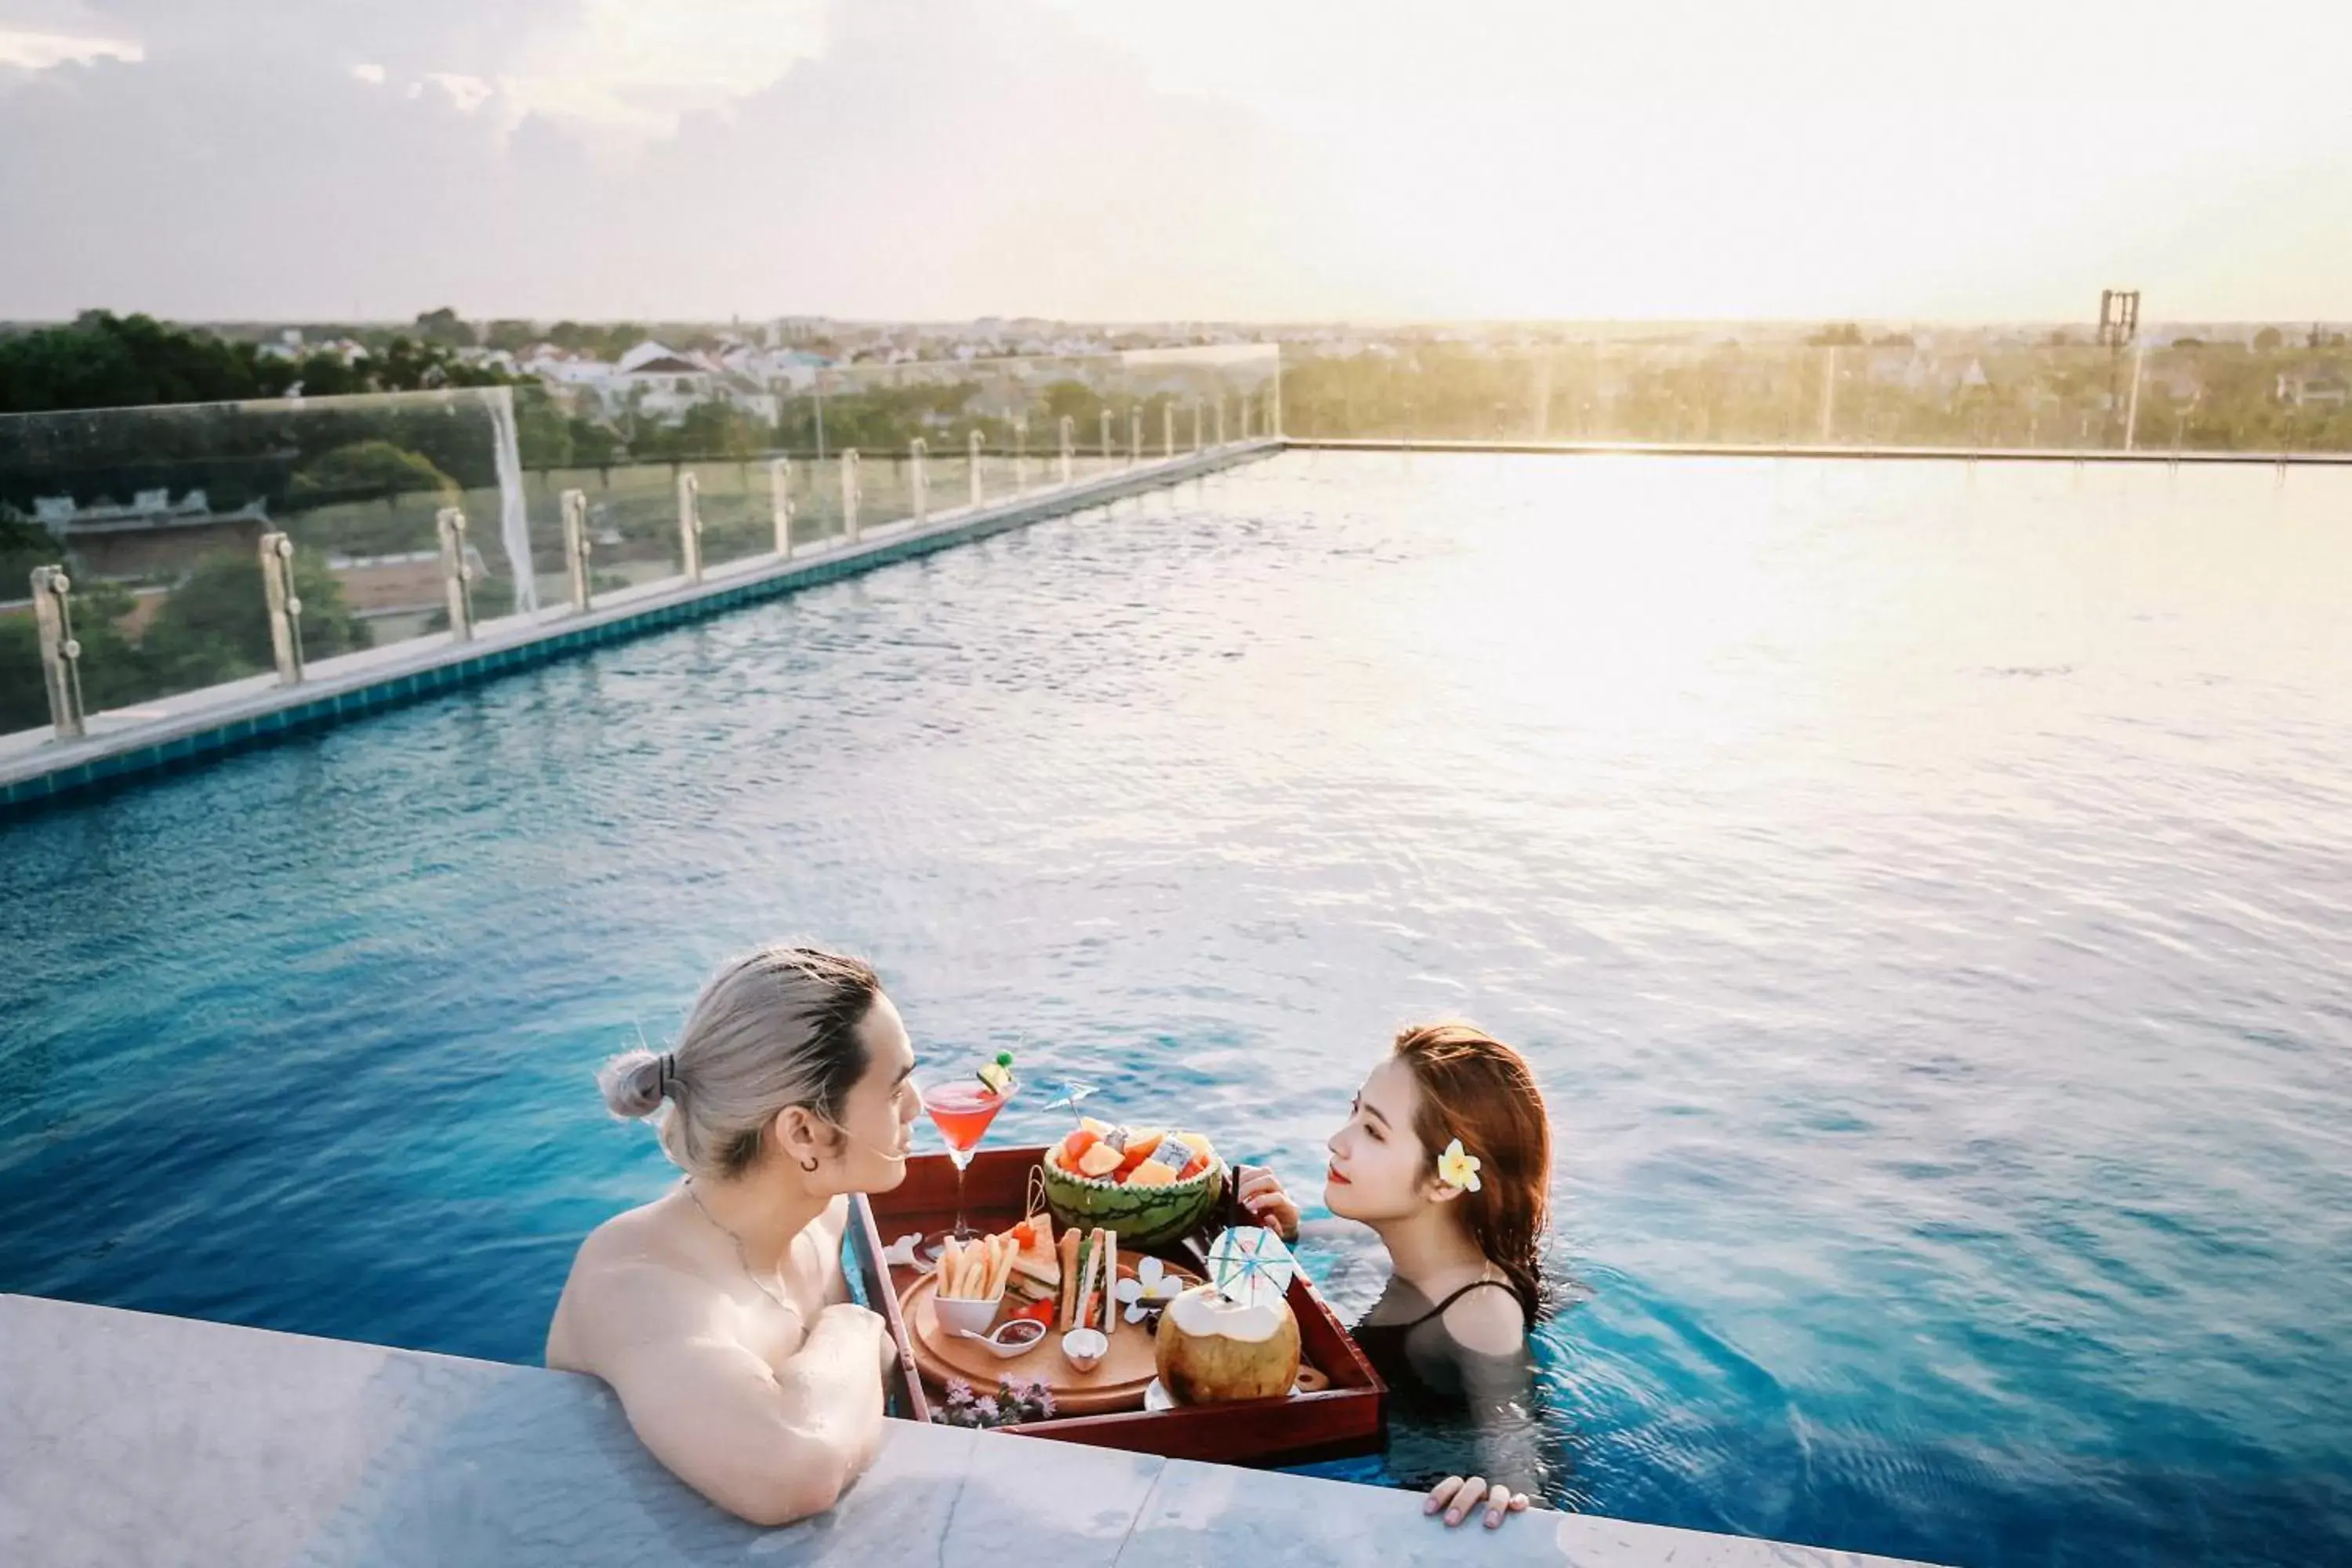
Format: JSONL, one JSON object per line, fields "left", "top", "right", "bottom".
{"left": 769, "top": 457, "right": 794, "bottom": 557}
{"left": 561, "top": 488, "right": 593, "bottom": 611}
{"left": 1163, "top": 402, "right": 1174, "bottom": 459}
{"left": 2124, "top": 340, "right": 2147, "bottom": 452}
{"left": 1100, "top": 408, "right": 1115, "bottom": 465}
{"left": 1192, "top": 400, "right": 1203, "bottom": 453}
{"left": 1013, "top": 418, "right": 1029, "bottom": 492}
{"left": 1129, "top": 408, "right": 1142, "bottom": 466}
{"left": 841, "top": 449, "right": 862, "bottom": 542}
{"left": 435, "top": 506, "right": 475, "bottom": 641}
{"left": 1820, "top": 346, "right": 1838, "bottom": 444}
{"left": 258, "top": 531, "right": 305, "bottom": 685}
{"left": 1059, "top": 416, "right": 1075, "bottom": 486}
{"left": 1240, "top": 397, "right": 1253, "bottom": 441}
{"left": 968, "top": 429, "right": 985, "bottom": 508}
{"left": 676, "top": 470, "right": 703, "bottom": 583}
{"left": 28, "top": 565, "right": 85, "bottom": 740}
{"left": 909, "top": 439, "right": 928, "bottom": 521}
{"left": 1215, "top": 399, "right": 1226, "bottom": 446}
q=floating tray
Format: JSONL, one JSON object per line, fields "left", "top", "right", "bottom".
{"left": 898, "top": 1259, "right": 1200, "bottom": 1416}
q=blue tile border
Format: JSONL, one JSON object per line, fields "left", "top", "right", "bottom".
{"left": 0, "top": 445, "right": 1279, "bottom": 818}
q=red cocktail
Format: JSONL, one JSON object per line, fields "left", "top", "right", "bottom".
{"left": 922, "top": 1073, "right": 1013, "bottom": 1253}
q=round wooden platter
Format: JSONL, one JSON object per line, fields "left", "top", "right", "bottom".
{"left": 899, "top": 1261, "right": 1201, "bottom": 1417}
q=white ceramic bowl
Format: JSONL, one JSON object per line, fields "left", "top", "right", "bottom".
{"left": 1060, "top": 1327, "right": 1109, "bottom": 1372}
{"left": 934, "top": 1294, "right": 1002, "bottom": 1339}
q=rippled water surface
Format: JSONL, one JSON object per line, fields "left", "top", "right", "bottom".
{"left": 5, "top": 453, "right": 2350, "bottom": 1566}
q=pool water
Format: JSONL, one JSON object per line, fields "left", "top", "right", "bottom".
{"left": 4, "top": 453, "right": 2349, "bottom": 1567}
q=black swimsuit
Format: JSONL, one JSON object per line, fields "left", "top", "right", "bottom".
{"left": 1352, "top": 1277, "right": 1523, "bottom": 1403}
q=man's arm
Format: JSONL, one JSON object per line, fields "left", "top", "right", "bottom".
{"left": 575, "top": 1263, "right": 890, "bottom": 1526}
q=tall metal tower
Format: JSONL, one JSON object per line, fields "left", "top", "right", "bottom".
{"left": 2098, "top": 289, "right": 2142, "bottom": 445}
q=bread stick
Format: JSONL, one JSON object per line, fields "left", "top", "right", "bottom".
{"left": 1102, "top": 1231, "right": 1120, "bottom": 1338}
{"left": 1057, "top": 1228, "right": 1081, "bottom": 1326}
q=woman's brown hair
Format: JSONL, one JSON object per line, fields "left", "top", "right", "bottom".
{"left": 1392, "top": 1022, "right": 1553, "bottom": 1321}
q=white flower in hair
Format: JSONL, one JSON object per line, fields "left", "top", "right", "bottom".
{"left": 1436, "top": 1138, "right": 1483, "bottom": 1193}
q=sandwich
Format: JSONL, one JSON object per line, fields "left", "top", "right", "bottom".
{"left": 1001, "top": 1214, "right": 1060, "bottom": 1320}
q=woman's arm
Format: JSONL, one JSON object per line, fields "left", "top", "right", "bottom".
{"left": 573, "top": 1262, "right": 890, "bottom": 1526}
{"left": 1428, "top": 1288, "right": 1544, "bottom": 1526}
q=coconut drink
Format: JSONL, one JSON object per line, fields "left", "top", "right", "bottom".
{"left": 1153, "top": 1283, "right": 1301, "bottom": 1403}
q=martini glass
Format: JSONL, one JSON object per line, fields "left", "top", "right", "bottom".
{"left": 920, "top": 1072, "right": 1014, "bottom": 1259}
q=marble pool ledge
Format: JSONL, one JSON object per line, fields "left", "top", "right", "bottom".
{"left": 0, "top": 1294, "right": 1949, "bottom": 1568}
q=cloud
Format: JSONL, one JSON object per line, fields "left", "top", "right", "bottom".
{"left": 0, "top": 0, "right": 1388, "bottom": 321}
{"left": 5, "top": 0, "right": 2350, "bottom": 322}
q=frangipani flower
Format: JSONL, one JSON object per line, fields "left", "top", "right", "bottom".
{"left": 1115, "top": 1255, "right": 1185, "bottom": 1323}
{"left": 882, "top": 1232, "right": 927, "bottom": 1271}
{"left": 1436, "top": 1138, "right": 1483, "bottom": 1194}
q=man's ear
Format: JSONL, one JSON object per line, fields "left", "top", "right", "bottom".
{"left": 772, "top": 1105, "right": 822, "bottom": 1163}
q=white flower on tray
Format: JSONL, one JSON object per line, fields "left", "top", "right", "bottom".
{"left": 882, "top": 1232, "right": 928, "bottom": 1272}
{"left": 1115, "top": 1254, "right": 1185, "bottom": 1323}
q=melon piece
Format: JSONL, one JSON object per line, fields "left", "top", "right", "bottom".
{"left": 1178, "top": 1131, "right": 1215, "bottom": 1162}
{"left": 1081, "top": 1116, "right": 1114, "bottom": 1137}
{"left": 1057, "top": 1129, "right": 1100, "bottom": 1169}
{"left": 1076, "top": 1141, "right": 1124, "bottom": 1179}
{"left": 1154, "top": 1284, "right": 1301, "bottom": 1404}
{"left": 1124, "top": 1157, "right": 1183, "bottom": 1187}
{"left": 1114, "top": 1133, "right": 1167, "bottom": 1179}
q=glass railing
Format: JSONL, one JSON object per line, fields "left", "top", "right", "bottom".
{"left": 1274, "top": 339, "right": 2352, "bottom": 455}
{"left": 2, "top": 347, "right": 1281, "bottom": 746}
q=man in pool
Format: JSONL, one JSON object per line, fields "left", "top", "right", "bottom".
{"left": 546, "top": 946, "right": 919, "bottom": 1525}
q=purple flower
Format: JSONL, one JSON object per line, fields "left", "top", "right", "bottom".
{"left": 973, "top": 1396, "right": 1001, "bottom": 1422}
{"left": 1032, "top": 1388, "right": 1057, "bottom": 1420}
{"left": 943, "top": 1378, "right": 975, "bottom": 1407}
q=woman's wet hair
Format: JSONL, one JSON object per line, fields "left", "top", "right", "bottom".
{"left": 598, "top": 946, "right": 880, "bottom": 1181}
{"left": 1392, "top": 1022, "right": 1554, "bottom": 1321}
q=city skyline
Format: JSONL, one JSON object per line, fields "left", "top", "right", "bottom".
{"left": 2, "top": 0, "right": 2349, "bottom": 324}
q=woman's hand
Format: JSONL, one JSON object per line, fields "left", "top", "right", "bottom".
{"left": 1425, "top": 1475, "right": 1530, "bottom": 1530}
{"left": 1234, "top": 1164, "right": 1301, "bottom": 1240}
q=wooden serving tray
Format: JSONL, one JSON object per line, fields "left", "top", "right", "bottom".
{"left": 898, "top": 1261, "right": 1199, "bottom": 1415}
{"left": 854, "top": 1146, "right": 1388, "bottom": 1466}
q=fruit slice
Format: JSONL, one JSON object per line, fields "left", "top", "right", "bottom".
{"left": 1058, "top": 1128, "right": 1101, "bottom": 1167}
{"left": 1125, "top": 1157, "right": 1182, "bottom": 1187}
{"left": 1076, "top": 1142, "right": 1124, "bottom": 1178}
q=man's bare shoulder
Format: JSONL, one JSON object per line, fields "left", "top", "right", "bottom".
{"left": 554, "top": 1202, "right": 720, "bottom": 1367}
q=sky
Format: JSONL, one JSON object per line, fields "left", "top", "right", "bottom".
{"left": 2, "top": 0, "right": 2349, "bottom": 325}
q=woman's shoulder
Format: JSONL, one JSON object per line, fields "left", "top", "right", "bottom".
{"left": 1437, "top": 1279, "right": 1526, "bottom": 1357}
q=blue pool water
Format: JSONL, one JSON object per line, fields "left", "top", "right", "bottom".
{"left": 4, "top": 452, "right": 2350, "bottom": 1567}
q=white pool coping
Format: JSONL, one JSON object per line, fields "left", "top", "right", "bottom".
{"left": 0, "top": 1293, "right": 1947, "bottom": 1567}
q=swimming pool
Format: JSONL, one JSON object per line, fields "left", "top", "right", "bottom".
{"left": 3, "top": 452, "right": 2348, "bottom": 1566}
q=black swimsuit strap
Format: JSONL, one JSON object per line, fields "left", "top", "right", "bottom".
{"left": 1397, "top": 1276, "right": 1515, "bottom": 1330}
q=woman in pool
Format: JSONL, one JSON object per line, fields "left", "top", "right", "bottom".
{"left": 546, "top": 946, "right": 919, "bottom": 1526}
{"left": 1236, "top": 1022, "right": 1552, "bottom": 1531}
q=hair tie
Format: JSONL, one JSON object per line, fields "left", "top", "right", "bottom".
{"left": 658, "top": 1052, "right": 678, "bottom": 1100}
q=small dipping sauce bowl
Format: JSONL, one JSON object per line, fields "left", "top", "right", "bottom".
{"left": 957, "top": 1317, "right": 1047, "bottom": 1359}
{"left": 1060, "top": 1327, "right": 1109, "bottom": 1372}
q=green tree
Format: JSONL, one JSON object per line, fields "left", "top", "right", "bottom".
{"left": 412, "top": 307, "right": 478, "bottom": 348}
{"left": 2253, "top": 327, "right": 2285, "bottom": 352}
{"left": 287, "top": 441, "right": 459, "bottom": 506}
{"left": 0, "top": 578, "right": 159, "bottom": 732}
{"left": 0, "top": 311, "right": 292, "bottom": 413}
{"left": 140, "top": 547, "right": 371, "bottom": 692}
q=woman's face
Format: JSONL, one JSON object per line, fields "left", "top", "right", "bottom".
{"left": 1323, "top": 1058, "right": 1437, "bottom": 1223}
{"left": 819, "top": 991, "right": 921, "bottom": 1194}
